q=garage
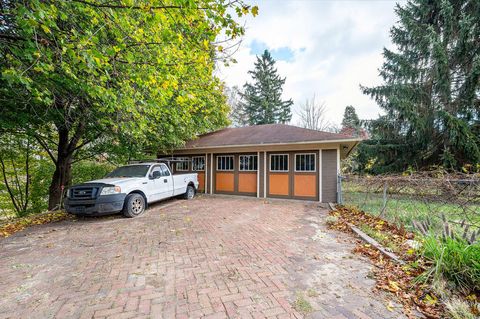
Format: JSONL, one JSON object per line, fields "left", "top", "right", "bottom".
{"left": 165, "top": 124, "right": 360, "bottom": 203}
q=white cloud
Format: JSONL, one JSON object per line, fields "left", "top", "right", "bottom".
{"left": 217, "top": 0, "right": 405, "bottom": 125}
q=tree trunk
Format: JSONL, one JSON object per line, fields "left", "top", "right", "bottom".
{"left": 48, "top": 127, "right": 72, "bottom": 210}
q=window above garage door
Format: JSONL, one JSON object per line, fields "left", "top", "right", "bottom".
{"left": 217, "top": 155, "right": 234, "bottom": 171}
{"left": 270, "top": 154, "right": 289, "bottom": 172}
{"left": 295, "top": 153, "right": 316, "bottom": 172}
{"left": 239, "top": 155, "right": 258, "bottom": 171}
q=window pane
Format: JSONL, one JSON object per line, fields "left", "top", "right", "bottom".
{"left": 295, "top": 154, "right": 315, "bottom": 171}
{"left": 271, "top": 155, "right": 288, "bottom": 171}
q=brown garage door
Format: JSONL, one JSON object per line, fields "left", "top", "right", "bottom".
{"left": 267, "top": 151, "right": 318, "bottom": 200}
{"left": 214, "top": 154, "right": 257, "bottom": 196}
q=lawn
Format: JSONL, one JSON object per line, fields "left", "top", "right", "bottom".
{"left": 343, "top": 190, "right": 480, "bottom": 234}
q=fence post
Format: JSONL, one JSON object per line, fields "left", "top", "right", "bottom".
{"left": 379, "top": 181, "right": 387, "bottom": 217}
{"left": 337, "top": 175, "right": 343, "bottom": 204}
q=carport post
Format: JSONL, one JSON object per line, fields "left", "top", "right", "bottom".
{"left": 263, "top": 151, "right": 267, "bottom": 198}
{"left": 205, "top": 153, "right": 208, "bottom": 194}
{"left": 256, "top": 151, "right": 260, "bottom": 198}
{"left": 210, "top": 153, "right": 213, "bottom": 194}
{"left": 319, "top": 149, "right": 322, "bottom": 202}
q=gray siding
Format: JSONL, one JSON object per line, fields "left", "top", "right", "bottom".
{"left": 322, "top": 149, "right": 338, "bottom": 203}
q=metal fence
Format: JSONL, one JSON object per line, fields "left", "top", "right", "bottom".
{"left": 338, "top": 173, "right": 480, "bottom": 234}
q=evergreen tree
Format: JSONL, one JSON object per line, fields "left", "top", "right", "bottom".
{"left": 360, "top": 0, "right": 480, "bottom": 172}
{"left": 341, "top": 106, "right": 361, "bottom": 129}
{"left": 240, "top": 50, "right": 293, "bottom": 125}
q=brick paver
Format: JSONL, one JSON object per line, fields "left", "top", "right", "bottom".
{"left": 0, "top": 196, "right": 405, "bottom": 318}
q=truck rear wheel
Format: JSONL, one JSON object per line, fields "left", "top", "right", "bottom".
{"left": 183, "top": 185, "right": 195, "bottom": 200}
{"left": 122, "top": 193, "right": 145, "bottom": 218}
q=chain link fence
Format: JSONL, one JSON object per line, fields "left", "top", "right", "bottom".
{"left": 338, "top": 173, "right": 480, "bottom": 235}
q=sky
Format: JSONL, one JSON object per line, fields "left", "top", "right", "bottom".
{"left": 217, "top": 0, "right": 405, "bottom": 127}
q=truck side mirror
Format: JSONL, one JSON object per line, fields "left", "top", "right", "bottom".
{"left": 151, "top": 171, "right": 161, "bottom": 179}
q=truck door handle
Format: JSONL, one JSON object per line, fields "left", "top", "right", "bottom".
{"left": 163, "top": 179, "right": 167, "bottom": 183}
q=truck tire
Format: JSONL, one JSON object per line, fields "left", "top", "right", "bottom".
{"left": 183, "top": 185, "right": 195, "bottom": 200}
{"left": 122, "top": 193, "right": 145, "bottom": 218}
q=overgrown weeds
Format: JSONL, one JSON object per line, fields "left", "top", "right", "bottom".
{"left": 419, "top": 235, "right": 480, "bottom": 294}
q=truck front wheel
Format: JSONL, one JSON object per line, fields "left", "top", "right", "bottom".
{"left": 122, "top": 193, "right": 145, "bottom": 218}
{"left": 183, "top": 185, "right": 195, "bottom": 200}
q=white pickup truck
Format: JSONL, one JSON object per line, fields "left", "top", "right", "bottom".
{"left": 64, "top": 161, "right": 198, "bottom": 217}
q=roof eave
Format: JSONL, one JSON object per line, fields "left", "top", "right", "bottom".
{"left": 178, "top": 138, "right": 363, "bottom": 151}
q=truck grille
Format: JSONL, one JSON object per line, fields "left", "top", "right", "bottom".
{"left": 70, "top": 187, "right": 99, "bottom": 199}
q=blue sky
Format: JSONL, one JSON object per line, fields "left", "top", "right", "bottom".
{"left": 217, "top": 0, "right": 405, "bottom": 126}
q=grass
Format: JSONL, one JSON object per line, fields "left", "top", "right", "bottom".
{"left": 343, "top": 191, "right": 480, "bottom": 234}
{"left": 445, "top": 298, "right": 477, "bottom": 319}
{"left": 419, "top": 235, "right": 480, "bottom": 293}
{"left": 293, "top": 293, "right": 313, "bottom": 313}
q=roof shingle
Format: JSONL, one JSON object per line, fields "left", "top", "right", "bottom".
{"left": 182, "top": 124, "right": 358, "bottom": 149}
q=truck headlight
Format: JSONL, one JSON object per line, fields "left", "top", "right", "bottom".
{"left": 100, "top": 186, "right": 121, "bottom": 196}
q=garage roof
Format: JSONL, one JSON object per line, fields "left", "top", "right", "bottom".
{"left": 182, "top": 124, "right": 360, "bottom": 149}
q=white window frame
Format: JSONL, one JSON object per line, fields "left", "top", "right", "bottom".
{"left": 176, "top": 157, "right": 189, "bottom": 171}
{"left": 239, "top": 155, "right": 258, "bottom": 171}
{"left": 269, "top": 154, "right": 289, "bottom": 172}
{"left": 216, "top": 155, "right": 234, "bottom": 171}
{"left": 294, "top": 153, "right": 316, "bottom": 172}
{"left": 192, "top": 156, "right": 205, "bottom": 171}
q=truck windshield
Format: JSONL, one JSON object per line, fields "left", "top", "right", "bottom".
{"left": 106, "top": 165, "right": 150, "bottom": 178}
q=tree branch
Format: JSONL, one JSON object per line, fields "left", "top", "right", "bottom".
{"left": 34, "top": 134, "right": 58, "bottom": 164}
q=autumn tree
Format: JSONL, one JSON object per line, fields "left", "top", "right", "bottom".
{"left": 0, "top": 0, "right": 257, "bottom": 209}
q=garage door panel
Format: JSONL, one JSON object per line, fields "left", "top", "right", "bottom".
{"left": 197, "top": 172, "right": 205, "bottom": 191}
{"left": 269, "top": 174, "right": 289, "bottom": 196}
{"left": 294, "top": 174, "right": 316, "bottom": 197}
{"left": 238, "top": 173, "right": 257, "bottom": 193}
{"left": 216, "top": 172, "right": 234, "bottom": 192}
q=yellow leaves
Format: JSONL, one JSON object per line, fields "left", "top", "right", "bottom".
{"left": 386, "top": 301, "right": 395, "bottom": 312}
{"left": 251, "top": 6, "right": 259, "bottom": 17}
{"left": 0, "top": 211, "right": 69, "bottom": 238}
{"left": 217, "top": 45, "right": 223, "bottom": 52}
{"left": 203, "top": 39, "right": 210, "bottom": 49}
{"left": 424, "top": 294, "right": 438, "bottom": 306}
{"left": 388, "top": 280, "right": 401, "bottom": 292}
{"left": 40, "top": 24, "right": 51, "bottom": 34}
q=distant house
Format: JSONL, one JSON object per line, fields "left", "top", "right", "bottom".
{"left": 166, "top": 124, "right": 361, "bottom": 202}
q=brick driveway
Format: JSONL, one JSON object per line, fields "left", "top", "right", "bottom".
{"left": 0, "top": 196, "right": 404, "bottom": 319}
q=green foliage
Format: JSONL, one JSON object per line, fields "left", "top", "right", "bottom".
{"left": 0, "top": 154, "right": 114, "bottom": 217}
{"left": 341, "top": 106, "right": 360, "bottom": 129}
{"left": 420, "top": 235, "right": 480, "bottom": 293}
{"left": 239, "top": 50, "right": 293, "bottom": 125}
{"left": 360, "top": 0, "right": 480, "bottom": 173}
{"left": 71, "top": 161, "right": 115, "bottom": 185}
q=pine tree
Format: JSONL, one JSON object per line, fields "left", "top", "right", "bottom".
{"left": 341, "top": 106, "right": 361, "bottom": 129}
{"left": 240, "top": 50, "right": 293, "bottom": 125}
{"left": 360, "top": 0, "right": 480, "bottom": 172}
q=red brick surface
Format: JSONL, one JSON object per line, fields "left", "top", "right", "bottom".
{"left": 0, "top": 196, "right": 404, "bottom": 318}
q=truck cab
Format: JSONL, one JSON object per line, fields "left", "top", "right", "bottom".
{"left": 64, "top": 161, "right": 198, "bottom": 217}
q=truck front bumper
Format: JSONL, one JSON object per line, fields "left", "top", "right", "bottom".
{"left": 64, "top": 194, "right": 127, "bottom": 216}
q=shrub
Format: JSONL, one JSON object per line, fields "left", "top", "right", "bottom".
{"left": 421, "top": 235, "right": 480, "bottom": 293}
